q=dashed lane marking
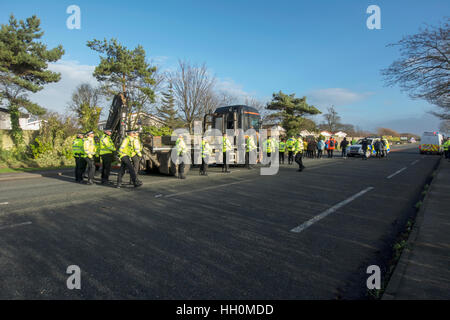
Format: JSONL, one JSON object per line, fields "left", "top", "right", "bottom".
{"left": 386, "top": 167, "right": 407, "bottom": 179}
{"left": 291, "top": 187, "right": 374, "bottom": 234}
{"left": 0, "top": 221, "right": 32, "bottom": 230}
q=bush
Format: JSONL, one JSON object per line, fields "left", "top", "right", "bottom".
{"left": 142, "top": 126, "right": 173, "bottom": 136}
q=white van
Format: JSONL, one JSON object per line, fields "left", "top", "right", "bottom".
{"left": 419, "top": 132, "right": 443, "bottom": 154}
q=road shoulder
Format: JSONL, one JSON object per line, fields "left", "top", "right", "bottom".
{"left": 383, "top": 157, "right": 450, "bottom": 299}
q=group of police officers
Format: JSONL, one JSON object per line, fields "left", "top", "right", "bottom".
{"left": 73, "top": 129, "right": 311, "bottom": 188}
{"left": 72, "top": 129, "right": 143, "bottom": 188}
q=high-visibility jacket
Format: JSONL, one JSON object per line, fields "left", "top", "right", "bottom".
{"left": 222, "top": 137, "right": 233, "bottom": 152}
{"left": 303, "top": 141, "right": 308, "bottom": 151}
{"left": 295, "top": 138, "right": 304, "bottom": 154}
{"left": 246, "top": 136, "right": 257, "bottom": 152}
{"left": 443, "top": 140, "right": 450, "bottom": 151}
{"left": 263, "top": 138, "right": 275, "bottom": 153}
{"left": 132, "top": 136, "right": 143, "bottom": 157}
{"left": 118, "top": 136, "right": 136, "bottom": 159}
{"left": 72, "top": 138, "right": 86, "bottom": 157}
{"left": 201, "top": 139, "right": 212, "bottom": 158}
{"left": 286, "top": 138, "right": 296, "bottom": 151}
{"left": 94, "top": 138, "right": 100, "bottom": 156}
{"left": 83, "top": 136, "right": 96, "bottom": 159}
{"left": 99, "top": 134, "right": 115, "bottom": 155}
{"left": 279, "top": 141, "right": 286, "bottom": 152}
{"left": 176, "top": 137, "right": 187, "bottom": 156}
{"left": 327, "top": 138, "right": 337, "bottom": 150}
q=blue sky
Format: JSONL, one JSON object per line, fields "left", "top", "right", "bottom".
{"left": 1, "top": 0, "right": 448, "bottom": 134}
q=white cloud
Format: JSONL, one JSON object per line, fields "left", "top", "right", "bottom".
{"left": 307, "top": 88, "right": 373, "bottom": 108}
{"left": 215, "top": 78, "right": 259, "bottom": 104}
{"left": 29, "top": 60, "right": 97, "bottom": 113}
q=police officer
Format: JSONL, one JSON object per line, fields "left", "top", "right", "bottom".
{"left": 361, "top": 138, "right": 369, "bottom": 160}
{"left": 176, "top": 133, "right": 188, "bottom": 179}
{"left": 443, "top": 137, "right": 450, "bottom": 159}
{"left": 72, "top": 132, "right": 86, "bottom": 183}
{"left": 83, "top": 131, "right": 97, "bottom": 185}
{"left": 99, "top": 128, "right": 115, "bottom": 184}
{"left": 263, "top": 136, "right": 274, "bottom": 165}
{"left": 131, "top": 130, "right": 143, "bottom": 184}
{"left": 222, "top": 133, "right": 232, "bottom": 173}
{"left": 200, "top": 136, "right": 212, "bottom": 176}
{"left": 294, "top": 134, "right": 305, "bottom": 172}
{"left": 279, "top": 138, "right": 286, "bottom": 164}
{"left": 117, "top": 130, "right": 142, "bottom": 188}
{"left": 286, "top": 136, "right": 296, "bottom": 165}
{"left": 245, "top": 133, "right": 257, "bottom": 169}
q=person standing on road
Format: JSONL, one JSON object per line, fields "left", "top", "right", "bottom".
{"left": 294, "top": 135, "right": 305, "bottom": 171}
{"left": 94, "top": 135, "right": 101, "bottom": 173}
{"left": 83, "top": 131, "right": 97, "bottom": 185}
{"left": 381, "top": 138, "right": 388, "bottom": 158}
{"left": 279, "top": 138, "right": 286, "bottom": 164}
{"left": 340, "top": 137, "right": 349, "bottom": 159}
{"left": 131, "top": 130, "right": 143, "bottom": 184}
{"left": 263, "top": 136, "right": 274, "bottom": 165}
{"left": 374, "top": 139, "right": 382, "bottom": 158}
{"left": 175, "top": 134, "right": 188, "bottom": 179}
{"left": 72, "top": 132, "right": 87, "bottom": 183}
{"left": 317, "top": 138, "right": 325, "bottom": 159}
{"left": 327, "top": 136, "right": 337, "bottom": 158}
{"left": 200, "top": 136, "right": 212, "bottom": 175}
{"left": 443, "top": 137, "right": 450, "bottom": 159}
{"left": 222, "top": 133, "right": 233, "bottom": 173}
{"left": 99, "top": 129, "right": 116, "bottom": 184}
{"left": 287, "top": 136, "right": 296, "bottom": 165}
{"left": 361, "top": 138, "right": 369, "bottom": 160}
{"left": 245, "top": 133, "right": 257, "bottom": 169}
{"left": 117, "top": 130, "right": 143, "bottom": 188}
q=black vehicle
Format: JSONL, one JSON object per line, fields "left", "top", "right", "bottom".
{"left": 204, "top": 105, "right": 262, "bottom": 133}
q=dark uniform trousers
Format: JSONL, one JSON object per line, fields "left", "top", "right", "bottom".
{"left": 131, "top": 155, "right": 141, "bottom": 183}
{"left": 74, "top": 156, "right": 86, "bottom": 182}
{"left": 101, "top": 153, "right": 113, "bottom": 183}
{"left": 85, "top": 157, "right": 96, "bottom": 181}
{"left": 288, "top": 151, "right": 294, "bottom": 164}
{"left": 200, "top": 155, "right": 209, "bottom": 174}
{"left": 118, "top": 156, "right": 137, "bottom": 185}
{"left": 279, "top": 152, "right": 285, "bottom": 164}
{"left": 222, "top": 152, "right": 229, "bottom": 172}
{"left": 295, "top": 152, "right": 305, "bottom": 171}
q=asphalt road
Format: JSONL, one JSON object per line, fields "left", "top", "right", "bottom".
{"left": 0, "top": 144, "right": 440, "bottom": 299}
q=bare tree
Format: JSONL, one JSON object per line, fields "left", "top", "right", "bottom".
{"left": 322, "top": 105, "right": 341, "bottom": 132}
{"left": 439, "top": 120, "right": 450, "bottom": 134}
{"left": 169, "top": 60, "right": 216, "bottom": 132}
{"left": 68, "top": 83, "right": 102, "bottom": 131}
{"left": 382, "top": 19, "right": 450, "bottom": 119}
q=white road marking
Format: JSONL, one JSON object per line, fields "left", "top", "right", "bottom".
{"left": 154, "top": 194, "right": 162, "bottom": 198}
{"left": 0, "top": 221, "right": 32, "bottom": 230}
{"left": 164, "top": 179, "right": 256, "bottom": 198}
{"left": 0, "top": 202, "right": 8, "bottom": 205}
{"left": 386, "top": 167, "right": 407, "bottom": 179}
{"left": 411, "top": 160, "right": 419, "bottom": 165}
{"left": 290, "top": 187, "right": 374, "bottom": 233}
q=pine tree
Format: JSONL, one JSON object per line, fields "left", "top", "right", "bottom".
{"left": 0, "top": 15, "right": 64, "bottom": 145}
{"left": 266, "top": 91, "right": 321, "bottom": 137}
{"left": 156, "top": 84, "right": 184, "bottom": 129}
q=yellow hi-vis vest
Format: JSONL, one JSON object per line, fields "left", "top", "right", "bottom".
{"left": 202, "top": 139, "right": 212, "bottom": 158}
{"left": 443, "top": 140, "right": 450, "bottom": 151}
{"left": 279, "top": 141, "right": 286, "bottom": 152}
{"left": 83, "top": 136, "right": 96, "bottom": 158}
{"left": 246, "top": 136, "right": 257, "bottom": 152}
{"left": 132, "top": 136, "right": 143, "bottom": 157}
{"left": 118, "top": 136, "right": 137, "bottom": 159}
{"left": 72, "top": 138, "right": 86, "bottom": 157}
{"left": 295, "top": 138, "right": 304, "bottom": 154}
{"left": 99, "top": 134, "right": 115, "bottom": 155}
{"left": 286, "top": 138, "right": 296, "bottom": 151}
{"left": 176, "top": 137, "right": 187, "bottom": 156}
{"left": 223, "top": 137, "right": 232, "bottom": 152}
